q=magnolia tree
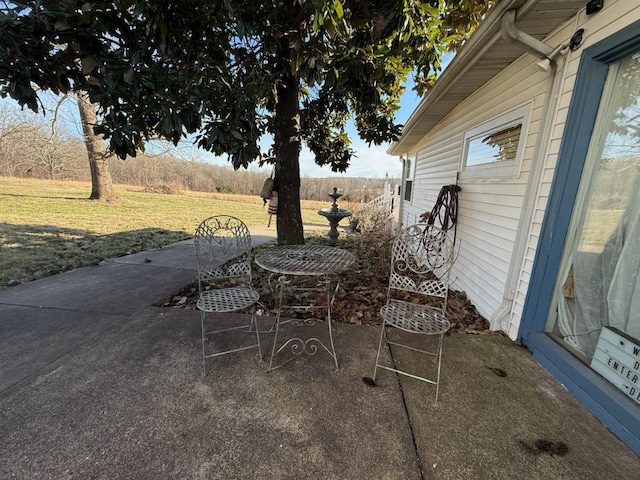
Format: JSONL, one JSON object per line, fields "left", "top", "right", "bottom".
{"left": 0, "top": 0, "right": 491, "bottom": 244}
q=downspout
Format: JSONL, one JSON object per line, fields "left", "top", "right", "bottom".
{"left": 501, "top": 10, "right": 554, "bottom": 59}
{"left": 491, "top": 10, "right": 571, "bottom": 334}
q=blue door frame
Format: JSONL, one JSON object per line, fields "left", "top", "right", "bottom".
{"left": 519, "top": 20, "right": 640, "bottom": 456}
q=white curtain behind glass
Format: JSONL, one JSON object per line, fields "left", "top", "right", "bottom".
{"left": 556, "top": 52, "right": 640, "bottom": 358}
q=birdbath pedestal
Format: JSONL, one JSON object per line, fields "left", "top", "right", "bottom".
{"left": 318, "top": 188, "right": 352, "bottom": 246}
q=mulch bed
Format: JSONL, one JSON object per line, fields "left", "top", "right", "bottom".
{"left": 160, "top": 233, "right": 501, "bottom": 335}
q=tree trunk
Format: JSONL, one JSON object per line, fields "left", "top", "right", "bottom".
{"left": 274, "top": 44, "right": 304, "bottom": 245}
{"left": 76, "top": 91, "right": 117, "bottom": 201}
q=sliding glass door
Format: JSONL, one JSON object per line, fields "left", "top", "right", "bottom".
{"left": 545, "top": 52, "right": 640, "bottom": 383}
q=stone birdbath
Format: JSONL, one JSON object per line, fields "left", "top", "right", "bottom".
{"left": 318, "top": 187, "right": 352, "bottom": 246}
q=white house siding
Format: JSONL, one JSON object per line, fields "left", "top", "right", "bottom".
{"left": 402, "top": 0, "right": 640, "bottom": 337}
{"left": 403, "top": 48, "right": 552, "bottom": 322}
{"left": 508, "top": 0, "right": 640, "bottom": 338}
{"left": 401, "top": 144, "right": 459, "bottom": 225}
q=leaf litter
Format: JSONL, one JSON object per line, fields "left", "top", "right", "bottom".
{"left": 160, "top": 232, "right": 500, "bottom": 335}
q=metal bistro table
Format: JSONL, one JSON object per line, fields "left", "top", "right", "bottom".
{"left": 254, "top": 244, "right": 355, "bottom": 371}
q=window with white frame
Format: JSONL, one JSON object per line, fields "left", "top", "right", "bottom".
{"left": 460, "top": 104, "right": 531, "bottom": 178}
{"left": 404, "top": 156, "right": 416, "bottom": 201}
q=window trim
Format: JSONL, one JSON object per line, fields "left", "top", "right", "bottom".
{"left": 459, "top": 104, "right": 532, "bottom": 179}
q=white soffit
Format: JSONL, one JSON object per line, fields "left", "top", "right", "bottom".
{"left": 388, "top": 0, "right": 585, "bottom": 156}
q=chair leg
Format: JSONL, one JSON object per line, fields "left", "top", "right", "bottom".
{"left": 434, "top": 333, "right": 444, "bottom": 403}
{"left": 372, "top": 322, "right": 387, "bottom": 383}
{"left": 373, "top": 326, "right": 446, "bottom": 402}
{"left": 201, "top": 310, "right": 207, "bottom": 376}
{"left": 252, "top": 307, "right": 262, "bottom": 362}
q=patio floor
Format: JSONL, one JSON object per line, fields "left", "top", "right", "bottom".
{"left": 0, "top": 235, "right": 637, "bottom": 479}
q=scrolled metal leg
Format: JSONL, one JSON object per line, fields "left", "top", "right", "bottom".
{"left": 330, "top": 274, "right": 340, "bottom": 307}
{"left": 266, "top": 272, "right": 279, "bottom": 294}
{"left": 326, "top": 276, "right": 339, "bottom": 370}
{"left": 266, "top": 274, "right": 341, "bottom": 371}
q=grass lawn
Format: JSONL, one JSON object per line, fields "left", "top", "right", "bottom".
{"left": 0, "top": 177, "right": 330, "bottom": 287}
{"left": 579, "top": 207, "right": 624, "bottom": 253}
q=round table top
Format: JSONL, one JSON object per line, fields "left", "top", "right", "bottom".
{"left": 254, "top": 244, "right": 355, "bottom": 276}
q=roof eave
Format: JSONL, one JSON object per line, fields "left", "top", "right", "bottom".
{"left": 387, "top": 0, "right": 528, "bottom": 156}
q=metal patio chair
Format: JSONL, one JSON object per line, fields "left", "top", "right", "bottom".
{"left": 372, "top": 224, "right": 455, "bottom": 402}
{"left": 194, "top": 215, "right": 261, "bottom": 374}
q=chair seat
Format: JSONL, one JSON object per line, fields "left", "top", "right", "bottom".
{"left": 197, "top": 287, "right": 259, "bottom": 313}
{"left": 381, "top": 300, "right": 450, "bottom": 335}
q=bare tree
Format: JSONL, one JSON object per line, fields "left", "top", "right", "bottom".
{"left": 76, "top": 91, "right": 117, "bottom": 201}
{"left": 0, "top": 102, "right": 85, "bottom": 179}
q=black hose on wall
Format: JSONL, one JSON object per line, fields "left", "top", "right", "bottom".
{"left": 427, "top": 184, "right": 461, "bottom": 243}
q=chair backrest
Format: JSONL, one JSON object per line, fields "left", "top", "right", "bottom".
{"left": 194, "top": 215, "right": 252, "bottom": 284}
{"left": 388, "top": 224, "right": 454, "bottom": 303}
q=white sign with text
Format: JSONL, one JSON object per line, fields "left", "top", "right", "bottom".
{"left": 591, "top": 327, "right": 640, "bottom": 405}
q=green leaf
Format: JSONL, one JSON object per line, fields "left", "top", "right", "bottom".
{"left": 54, "top": 20, "right": 70, "bottom": 31}
{"left": 113, "top": 131, "right": 123, "bottom": 147}
{"left": 162, "top": 115, "right": 172, "bottom": 134}
{"left": 139, "top": 76, "right": 155, "bottom": 89}
{"left": 123, "top": 68, "right": 134, "bottom": 85}
{"left": 333, "top": 1, "right": 344, "bottom": 20}
{"left": 81, "top": 56, "right": 98, "bottom": 74}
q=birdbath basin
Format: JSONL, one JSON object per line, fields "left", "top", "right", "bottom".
{"left": 318, "top": 188, "right": 352, "bottom": 245}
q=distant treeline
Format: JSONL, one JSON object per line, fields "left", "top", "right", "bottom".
{"left": 0, "top": 110, "right": 397, "bottom": 201}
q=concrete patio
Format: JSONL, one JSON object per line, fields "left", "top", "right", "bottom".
{"left": 0, "top": 234, "right": 638, "bottom": 479}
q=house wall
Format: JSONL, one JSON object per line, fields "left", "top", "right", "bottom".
{"left": 403, "top": 37, "right": 552, "bottom": 328}
{"left": 403, "top": 0, "right": 640, "bottom": 338}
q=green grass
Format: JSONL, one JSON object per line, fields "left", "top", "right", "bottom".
{"left": 0, "top": 177, "right": 330, "bottom": 287}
